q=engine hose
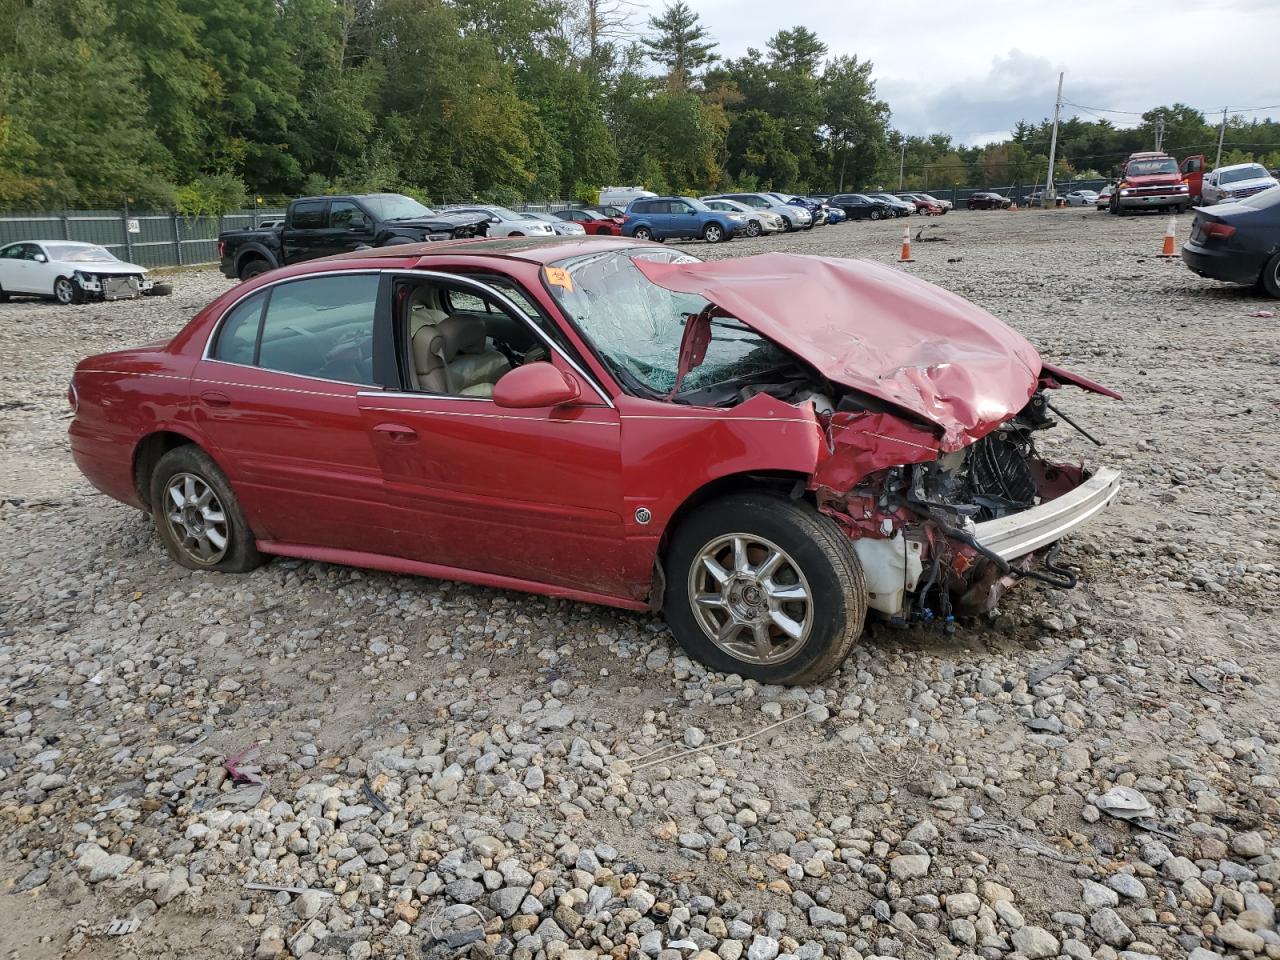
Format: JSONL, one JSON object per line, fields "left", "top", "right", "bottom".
{"left": 1020, "top": 542, "right": 1079, "bottom": 589}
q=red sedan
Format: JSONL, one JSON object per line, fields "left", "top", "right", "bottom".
{"left": 70, "top": 237, "right": 1121, "bottom": 685}
{"left": 553, "top": 208, "right": 623, "bottom": 236}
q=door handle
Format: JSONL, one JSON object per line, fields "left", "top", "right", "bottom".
{"left": 373, "top": 422, "right": 417, "bottom": 442}
{"left": 199, "top": 391, "right": 231, "bottom": 408}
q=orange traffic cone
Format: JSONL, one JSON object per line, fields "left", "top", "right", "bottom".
{"left": 1010, "top": 202, "right": 1019, "bottom": 211}
{"left": 898, "top": 226, "right": 914, "bottom": 263}
{"left": 1159, "top": 218, "right": 1177, "bottom": 257}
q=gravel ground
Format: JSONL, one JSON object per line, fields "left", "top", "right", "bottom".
{"left": 1, "top": 210, "right": 1278, "bottom": 960}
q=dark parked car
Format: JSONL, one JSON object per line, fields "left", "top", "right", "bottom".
{"left": 1181, "top": 185, "right": 1280, "bottom": 297}
{"left": 869, "top": 193, "right": 915, "bottom": 217}
{"left": 553, "top": 208, "right": 623, "bottom": 236}
{"left": 828, "top": 194, "right": 895, "bottom": 221}
{"left": 69, "top": 237, "right": 1120, "bottom": 685}
{"left": 622, "top": 196, "right": 743, "bottom": 243}
{"left": 217, "top": 194, "right": 489, "bottom": 282}
{"left": 769, "top": 194, "right": 828, "bottom": 225}
{"left": 967, "top": 192, "right": 1013, "bottom": 210}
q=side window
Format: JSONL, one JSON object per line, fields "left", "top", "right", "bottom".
{"left": 257, "top": 274, "right": 380, "bottom": 385}
{"left": 0, "top": 245, "right": 22, "bottom": 259}
{"left": 329, "top": 200, "right": 366, "bottom": 229}
{"left": 448, "top": 290, "right": 490, "bottom": 313}
{"left": 290, "top": 201, "right": 326, "bottom": 230}
{"left": 671, "top": 201, "right": 691, "bottom": 214}
{"left": 213, "top": 293, "right": 267, "bottom": 365}
{"left": 631, "top": 201, "right": 651, "bottom": 214}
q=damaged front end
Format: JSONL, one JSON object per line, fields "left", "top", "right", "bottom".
{"left": 813, "top": 388, "right": 1121, "bottom": 621}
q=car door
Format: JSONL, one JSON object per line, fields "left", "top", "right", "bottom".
{"left": 0, "top": 243, "right": 34, "bottom": 293}
{"left": 326, "top": 199, "right": 376, "bottom": 255}
{"left": 191, "top": 270, "right": 408, "bottom": 555}
{"left": 667, "top": 200, "right": 700, "bottom": 238}
{"left": 280, "top": 199, "right": 329, "bottom": 264}
{"left": 354, "top": 272, "right": 629, "bottom": 597}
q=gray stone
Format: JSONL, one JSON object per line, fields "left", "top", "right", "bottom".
{"left": 1011, "top": 925, "right": 1059, "bottom": 959}
{"left": 746, "top": 936, "right": 779, "bottom": 960}
{"left": 888, "top": 855, "right": 929, "bottom": 880}
{"left": 1089, "top": 907, "right": 1133, "bottom": 947}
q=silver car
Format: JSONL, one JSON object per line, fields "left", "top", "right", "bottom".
{"left": 520, "top": 211, "right": 586, "bottom": 236}
{"left": 1064, "top": 189, "right": 1099, "bottom": 207}
{"left": 703, "top": 193, "right": 811, "bottom": 231}
{"left": 442, "top": 205, "right": 556, "bottom": 237}
{"left": 1201, "top": 163, "right": 1280, "bottom": 205}
{"left": 702, "top": 198, "right": 785, "bottom": 237}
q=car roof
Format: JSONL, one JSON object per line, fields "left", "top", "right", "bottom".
{"left": 10, "top": 240, "right": 96, "bottom": 248}
{"left": 1216, "top": 162, "right": 1269, "bottom": 172}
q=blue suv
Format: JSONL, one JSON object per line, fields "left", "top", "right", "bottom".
{"left": 622, "top": 196, "right": 743, "bottom": 244}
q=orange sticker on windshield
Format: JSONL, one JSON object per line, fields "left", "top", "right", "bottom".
{"left": 544, "top": 267, "right": 574, "bottom": 292}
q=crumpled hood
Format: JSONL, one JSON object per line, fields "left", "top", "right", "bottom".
{"left": 399, "top": 212, "right": 490, "bottom": 232}
{"left": 633, "top": 252, "right": 1044, "bottom": 449}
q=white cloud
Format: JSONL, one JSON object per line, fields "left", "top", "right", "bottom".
{"left": 630, "top": 0, "right": 1280, "bottom": 144}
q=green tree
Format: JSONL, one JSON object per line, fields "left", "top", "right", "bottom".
{"left": 822, "top": 55, "right": 888, "bottom": 191}
{"left": 642, "top": 1, "right": 718, "bottom": 88}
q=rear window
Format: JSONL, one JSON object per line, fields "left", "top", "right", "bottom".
{"left": 290, "top": 201, "right": 326, "bottom": 229}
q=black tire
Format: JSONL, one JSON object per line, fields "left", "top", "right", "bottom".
{"left": 508, "top": 231, "right": 524, "bottom": 237}
{"left": 747, "top": 220, "right": 762, "bottom": 238}
{"left": 869, "top": 209, "right": 881, "bottom": 221}
{"left": 238, "top": 258, "right": 270, "bottom": 282}
{"left": 144, "top": 283, "right": 173, "bottom": 297}
{"left": 1262, "top": 251, "right": 1280, "bottom": 298}
{"left": 663, "top": 493, "right": 868, "bottom": 685}
{"left": 149, "top": 445, "right": 264, "bottom": 574}
{"left": 703, "top": 223, "right": 724, "bottom": 244}
{"left": 0, "top": 282, "right": 8, "bottom": 302}
{"left": 633, "top": 226, "right": 653, "bottom": 241}
{"left": 53, "top": 276, "right": 83, "bottom": 305}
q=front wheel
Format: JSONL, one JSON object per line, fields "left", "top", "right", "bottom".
{"left": 747, "top": 220, "right": 762, "bottom": 238}
{"left": 1261, "top": 251, "right": 1280, "bottom": 298}
{"left": 54, "top": 276, "right": 83, "bottom": 305}
{"left": 703, "top": 223, "right": 724, "bottom": 243}
{"left": 633, "top": 226, "right": 653, "bottom": 241}
{"left": 150, "top": 446, "right": 264, "bottom": 573}
{"left": 663, "top": 493, "right": 868, "bottom": 685}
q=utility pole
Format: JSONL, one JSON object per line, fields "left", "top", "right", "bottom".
{"left": 1153, "top": 119, "right": 1165, "bottom": 152}
{"left": 1044, "top": 71, "right": 1064, "bottom": 206}
{"left": 1214, "top": 107, "right": 1228, "bottom": 168}
{"left": 898, "top": 141, "right": 906, "bottom": 190}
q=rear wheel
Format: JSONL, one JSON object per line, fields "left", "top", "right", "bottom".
{"left": 150, "top": 446, "right": 264, "bottom": 573}
{"left": 703, "top": 223, "right": 724, "bottom": 243}
{"left": 54, "top": 276, "right": 83, "bottom": 305}
{"left": 869, "top": 209, "right": 881, "bottom": 221}
{"left": 633, "top": 226, "right": 653, "bottom": 241}
{"left": 1262, "top": 251, "right": 1280, "bottom": 298}
{"left": 238, "top": 258, "right": 270, "bottom": 282}
{"left": 663, "top": 493, "right": 868, "bottom": 685}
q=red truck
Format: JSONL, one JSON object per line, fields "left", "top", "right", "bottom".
{"left": 1109, "top": 151, "right": 1193, "bottom": 214}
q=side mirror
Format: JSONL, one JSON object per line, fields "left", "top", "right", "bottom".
{"left": 492, "top": 362, "right": 581, "bottom": 409}
{"left": 33, "top": 253, "right": 47, "bottom": 263}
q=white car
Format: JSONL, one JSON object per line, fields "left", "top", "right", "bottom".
{"left": 702, "top": 198, "right": 785, "bottom": 237}
{"left": 1201, "top": 163, "right": 1279, "bottom": 205}
{"left": 442, "top": 205, "right": 556, "bottom": 238}
{"left": 598, "top": 185, "right": 657, "bottom": 208}
{"left": 1064, "top": 189, "right": 1099, "bottom": 207}
{"left": 520, "top": 211, "right": 586, "bottom": 236}
{"left": 0, "top": 241, "right": 166, "bottom": 305}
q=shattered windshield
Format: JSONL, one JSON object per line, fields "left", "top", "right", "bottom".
{"left": 48, "top": 244, "right": 117, "bottom": 263}
{"left": 546, "top": 248, "right": 792, "bottom": 399}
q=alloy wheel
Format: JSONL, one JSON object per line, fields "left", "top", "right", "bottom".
{"left": 687, "top": 533, "right": 813, "bottom": 665}
{"left": 55, "top": 278, "right": 76, "bottom": 304}
{"left": 164, "top": 472, "right": 230, "bottom": 564}
{"left": 705, "top": 224, "right": 723, "bottom": 243}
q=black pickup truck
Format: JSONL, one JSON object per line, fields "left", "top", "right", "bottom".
{"left": 217, "top": 193, "right": 490, "bottom": 281}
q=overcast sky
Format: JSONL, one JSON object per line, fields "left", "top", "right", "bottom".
{"left": 630, "top": 0, "right": 1280, "bottom": 146}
